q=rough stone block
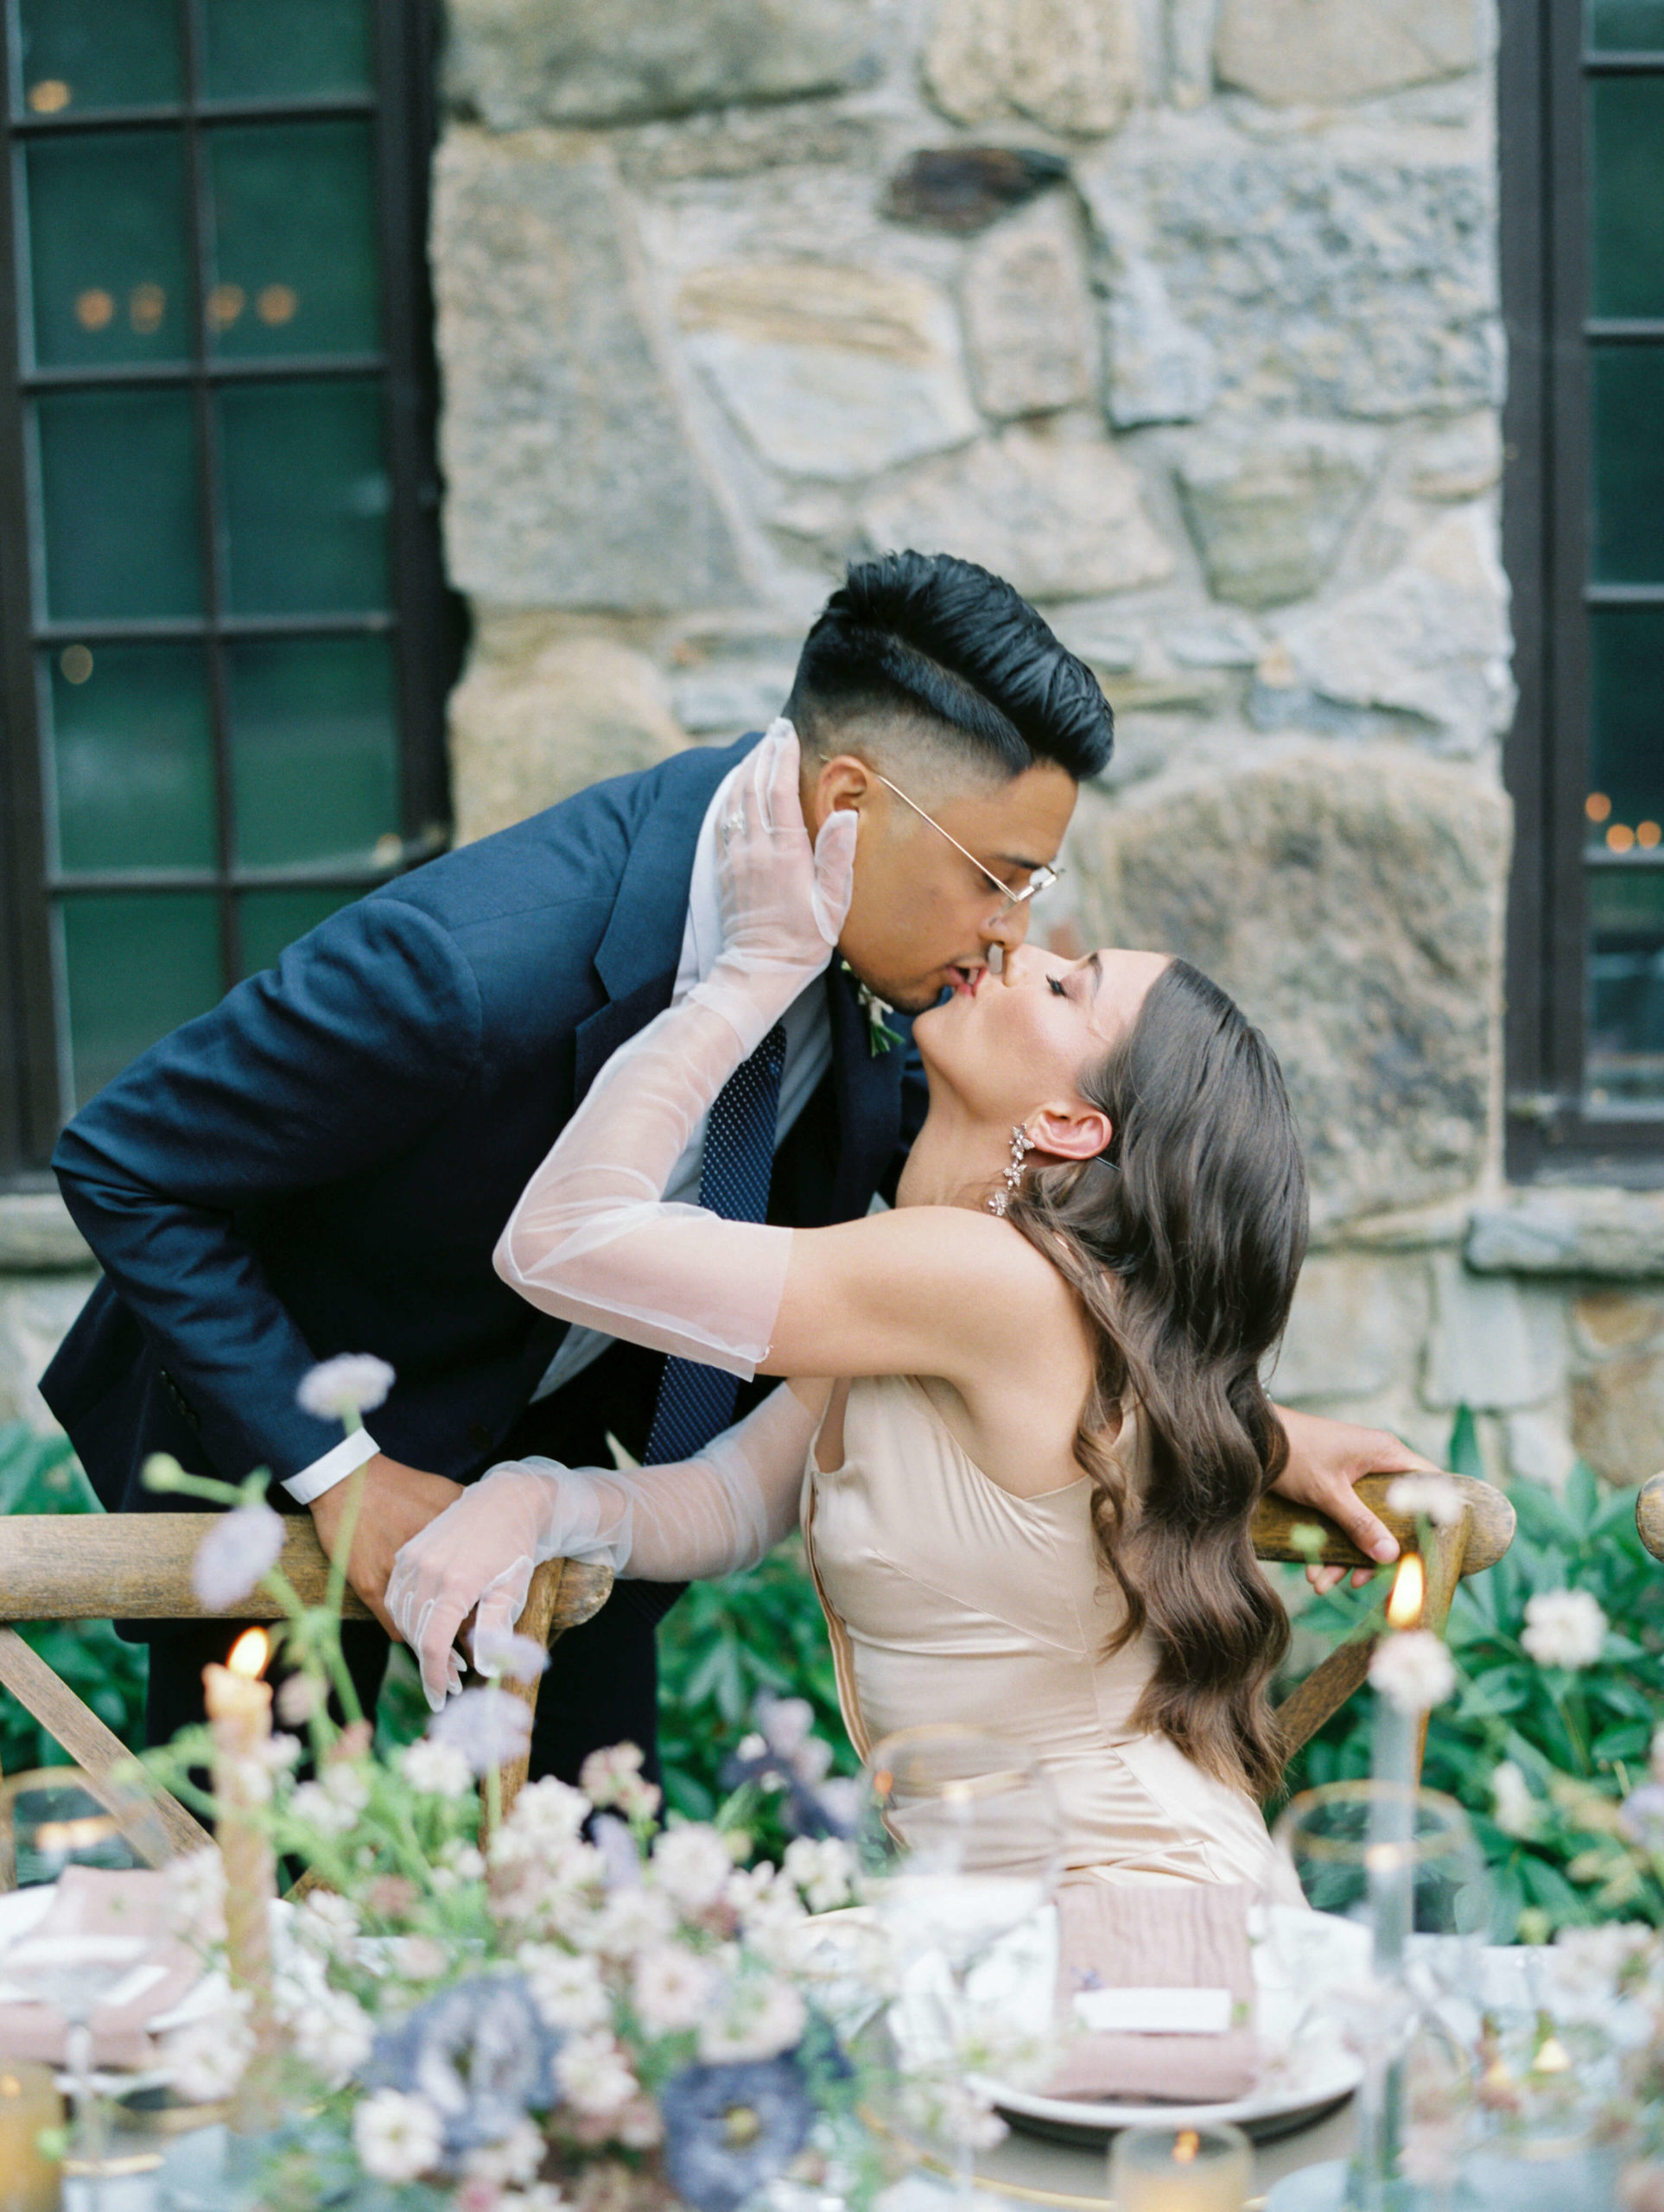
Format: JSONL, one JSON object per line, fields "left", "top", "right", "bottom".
{"left": 962, "top": 195, "right": 1097, "bottom": 420}
{"left": 1467, "top": 1186, "right": 1664, "bottom": 1280}
{"left": 924, "top": 0, "right": 1141, "bottom": 137}
{"left": 1104, "top": 257, "right": 1220, "bottom": 428}
{"left": 1422, "top": 1251, "right": 1566, "bottom": 1413}
{"left": 1573, "top": 1291, "right": 1664, "bottom": 1357}
{"left": 0, "top": 1277, "right": 98, "bottom": 1433}
{"left": 1216, "top": 0, "right": 1480, "bottom": 107}
{"left": 1407, "top": 412, "right": 1502, "bottom": 501}
{"left": 1070, "top": 743, "right": 1509, "bottom": 1226}
{"left": 1272, "top": 1251, "right": 1429, "bottom": 1402}
{"left": 861, "top": 426, "right": 1172, "bottom": 601}
{"left": 884, "top": 147, "right": 1070, "bottom": 235}
{"left": 1504, "top": 1408, "right": 1577, "bottom": 1494}
{"left": 434, "top": 130, "right": 747, "bottom": 613}
{"left": 1273, "top": 509, "right": 1514, "bottom": 753}
{"left": 1078, "top": 124, "right": 1502, "bottom": 419}
{"left": 1573, "top": 1352, "right": 1664, "bottom": 1489}
{"left": 676, "top": 262, "right": 979, "bottom": 481}
{"left": 445, "top": 0, "right": 876, "bottom": 129}
{"left": 1175, "top": 425, "right": 1377, "bottom": 608}
{"left": 448, "top": 626, "right": 690, "bottom": 845}
{"left": 0, "top": 1193, "right": 92, "bottom": 1273}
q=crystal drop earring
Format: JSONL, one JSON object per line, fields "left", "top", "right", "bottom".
{"left": 988, "top": 1125, "right": 1036, "bottom": 1217}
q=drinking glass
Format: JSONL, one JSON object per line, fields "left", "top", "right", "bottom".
{"left": 857, "top": 1726, "right": 1064, "bottom": 2201}
{"left": 1273, "top": 1783, "right": 1488, "bottom": 2212}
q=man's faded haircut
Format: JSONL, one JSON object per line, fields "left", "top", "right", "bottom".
{"left": 784, "top": 550, "right": 1115, "bottom": 785}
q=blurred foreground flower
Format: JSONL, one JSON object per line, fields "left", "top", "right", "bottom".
{"left": 473, "top": 1624, "right": 551, "bottom": 1684}
{"left": 192, "top": 1499, "right": 284, "bottom": 1611}
{"left": 369, "top": 1974, "right": 558, "bottom": 2161}
{"left": 1489, "top": 1760, "right": 1539, "bottom": 1840}
{"left": 1385, "top": 1473, "right": 1465, "bottom": 1528}
{"left": 298, "top": 1354, "right": 394, "bottom": 1424}
{"left": 1369, "top": 1628, "right": 1456, "bottom": 1714}
{"left": 659, "top": 2055, "right": 814, "bottom": 2212}
{"left": 1521, "top": 1588, "right": 1608, "bottom": 1670}
{"left": 429, "top": 1687, "right": 534, "bottom": 1776}
{"left": 353, "top": 2087, "right": 444, "bottom": 2183}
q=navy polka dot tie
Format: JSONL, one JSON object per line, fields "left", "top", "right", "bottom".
{"left": 642, "top": 1021, "right": 788, "bottom": 1469}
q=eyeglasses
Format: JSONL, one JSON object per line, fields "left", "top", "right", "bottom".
{"left": 874, "top": 774, "right": 1063, "bottom": 918}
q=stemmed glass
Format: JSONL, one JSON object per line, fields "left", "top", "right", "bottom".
{"left": 1273, "top": 1782, "right": 1489, "bottom": 2212}
{"left": 857, "top": 1726, "right": 1064, "bottom": 2203}
{"left": 0, "top": 1770, "right": 149, "bottom": 2210}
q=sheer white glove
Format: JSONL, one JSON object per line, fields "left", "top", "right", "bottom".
{"left": 493, "top": 721, "right": 855, "bottom": 1374}
{"left": 384, "top": 1382, "right": 816, "bottom": 1709}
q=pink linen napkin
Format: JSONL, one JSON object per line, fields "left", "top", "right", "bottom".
{"left": 0, "top": 1866, "right": 202, "bottom": 2069}
{"left": 1042, "top": 1878, "right": 1260, "bottom": 2104}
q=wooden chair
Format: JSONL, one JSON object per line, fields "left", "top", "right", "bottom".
{"left": 0, "top": 1516, "right": 612, "bottom": 1875}
{"left": 1637, "top": 1472, "right": 1664, "bottom": 1562}
{"left": 1254, "top": 1471, "right": 1515, "bottom": 1781}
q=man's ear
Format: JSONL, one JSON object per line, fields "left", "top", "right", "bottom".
{"left": 1029, "top": 1102, "right": 1114, "bottom": 1163}
{"left": 803, "top": 752, "right": 876, "bottom": 839}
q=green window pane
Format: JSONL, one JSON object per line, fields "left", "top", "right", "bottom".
{"left": 25, "top": 132, "right": 191, "bottom": 369}
{"left": 1591, "top": 347, "right": 1664, "bottom": 582}
{"left": 16, "top": 0, "right": 182, "bottom": 115}
{"left": 1588, "top": 609, "right": 1664, "bottom": 849}
{"left": 202, "top": 0, "right": 373, "bottom": 100}
{"left": 238, "top": 887, "right": 359, "bottom": 979}
{"left": 60, "top": 893, "right": 223, "bottom": 1108}
{"left": 1587, "top": 870, "right": 1664, "bottom": 1111}
{"left": 1590, "top": 79, "right": 1664, "bottom": 318}
{"left": 48, "top": 641, "right": 216, "bottom": 873}
{"left": 1590, "top": 0, "right": 1664, "bottom": 46}
{"left": 227, "top": 635, "right": 401, "bottom": 867}
{"left": 206, "top": 121, "right": 381, "bottom": 359}
{"left": 217, "top": 379, "right": 390, "bottom": 615}
{"left": 36, "top": 388, "right": 204, "bottom": 621}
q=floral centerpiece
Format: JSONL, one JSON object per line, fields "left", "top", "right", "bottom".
{"left": 128, "top": 1359, "right": 1019, "bottom": 2212}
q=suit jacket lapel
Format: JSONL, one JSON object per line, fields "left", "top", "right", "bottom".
{"left": 827, "top": 964, "right": 906, "bottom": 1219}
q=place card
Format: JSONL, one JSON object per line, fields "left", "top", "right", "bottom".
{"left": 1072, "top": 1985, "right": 1235, "bottom": 2036}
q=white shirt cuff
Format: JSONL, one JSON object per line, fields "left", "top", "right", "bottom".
{"left": 283, "top": 1425, "right": 381, "bottom": 1506}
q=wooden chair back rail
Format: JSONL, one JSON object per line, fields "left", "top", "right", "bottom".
{"left": 0, "top": 1471, "right": 1511, "bottom": 1873}
{"left": 1638, "top": 1472, "right": 1664, "bottom": 1563}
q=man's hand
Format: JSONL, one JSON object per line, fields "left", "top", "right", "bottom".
{"left": 309, "top": 1454, "right": 464, "bottom": 1637}
{"left": 1271, "top": 1406, "right": 1437, "bottom": 1596}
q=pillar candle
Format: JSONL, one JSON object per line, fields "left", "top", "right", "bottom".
{"left": 0, "top": 2061, "right": 62, "bottom": 2212}
{"left": 203, "top": 1630, "right": 278, "bottom": 2130}
{"left": 1108, "top": 2126, "right": 1251, "bottom": 2212}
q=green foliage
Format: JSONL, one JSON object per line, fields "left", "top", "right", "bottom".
{"left": 657, "top": 1535, "right": 854, "bottom": 1837}
{"left": 0, "top": 1421, "right": 148, "bottom": 1772}
{"left": 1283, "top": 1409, "right": 1664, "bottom": 1937}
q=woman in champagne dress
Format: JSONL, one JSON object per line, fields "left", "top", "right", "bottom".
{"left": 389, "top": 730, "right": 1308, "bottom": 1895}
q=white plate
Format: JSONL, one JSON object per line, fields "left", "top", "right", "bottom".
{"left": 980, "top": 1908, "right": 1369, "bottom": 2148}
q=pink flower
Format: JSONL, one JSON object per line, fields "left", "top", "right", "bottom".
{"left": 429, "top": 1688, "right": 534, "bottom": 1777}
{"left": 192, "top": 1502, "right": 284, "bottom": 1611}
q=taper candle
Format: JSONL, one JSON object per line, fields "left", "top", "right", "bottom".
{"left": 0, "top": 2061, "right": 62, "bottom": 2212}
{"left": 204, "top": 1627, "right": 278, "bottom": 2129}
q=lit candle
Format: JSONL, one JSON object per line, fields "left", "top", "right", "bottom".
{"left": 1369, "top": 1554, "right": 1426, "bottom": 1972}
{"left": 1108, "top": 2124, "right": 1252, "bottom": 2212}
{"left": 203, "top": 1627, "right": 278, "bottom": 2130}
{"left": 0, "top": 2061, "right": 62, "bottom": 2212}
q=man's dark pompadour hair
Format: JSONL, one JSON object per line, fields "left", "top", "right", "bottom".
{"left": 785, "top": 550, "right": 1114, "bottom": 783}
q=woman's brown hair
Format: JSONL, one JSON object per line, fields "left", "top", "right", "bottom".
{"left": 1006, "top": 957, "right": 1307, "bottom": 1800}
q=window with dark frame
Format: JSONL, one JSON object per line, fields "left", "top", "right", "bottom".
{"left": 1503, "top": 0, "right": 1664, "bottom": 1180}
{"left": 0, "top": 0, "right": 455, "bottom": 1184}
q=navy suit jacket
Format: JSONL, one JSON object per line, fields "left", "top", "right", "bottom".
{"left": 42, "top": 735, "right": 926, "bottom": 1514}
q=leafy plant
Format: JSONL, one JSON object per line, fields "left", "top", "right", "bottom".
{"left": 1282, "top": 1408, "right": 1664, "bottom": 1937}
{"left": 0, "top": 1421, "right": 148, "bottom": 1773}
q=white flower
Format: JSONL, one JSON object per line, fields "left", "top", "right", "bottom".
{"left": 276, "top": 1673, "right": 326, "bottom": 1726}
{"left": 192, "top": 1502, "right": 285, "bottom": 1611}
{"left": 473, "top": 1625, "right": 551, "bottom": 1684}
{"left": 1521, "top": 1588, "right": 1608, "bottom": 1671}
{"left": 1368, "top": 1629, "right": 1456, "bottom": 1714}
{"left": 391, "top": 1936, "right": 449, "bottom": 1984}
{"left": 728, "top": 1869, "right": 807, "bottom": 1969}
{"left": 1550, "top": 1923, "right": 1654, "bottom": 2001}
{"left": 756, "top": 1695, "right": 815, "bottom": 1762}
{"left": 464, "top": 2119, "right": 545, "bottom": 2187}
{"left": 651, "top": 1823, "right": 734, "bottom": 1915}
{"left": 429, "top": 1686, "right": 534, "bottom": 1776}
{"left": 321, "top": 1762, "right": 372, "bottom": 1816}
{"left": 783, "top": 1835, "right": 856, "bottom": 1914}
{"left": 441, "top": 1840, "right": 487, "bottom": 1883}
{"left": 581, "top": 1743, "right": 662, "bottom": 1823}
{"left": 297, "top": 1353, "right": 395, "bottom": 1423}
{"left": 1489, "top": 1760, "right": 1539, "bottom": 1840}
{"left": 260, "top": 1732, "right": 302, "bottom": 1772}
{"left": 520, "top": 1944, "right": 611, "bottom": 2031}
{"left": 289, "top": 1780, "right": 357, "bottom": 1836}
{"left": 160, "top": 2005, "right": 252, "bottom": 2102}
{"left": 166, "top": 1846, "right": 226, "bottom": 1944}
{"left": 1384, "top": 1474, "right": 1466, "bottom": 1529}
{"left": 397, "top": 1737, "right": 475, "bottom": 1800}
{"left": 698, "top": 1975, "right": 807, "bottom": 2063}
{"left": 556, "top": 2030, "right": 638, "bottom": 2115}
{"left": 583, "top": 1885, "right": 675, "bottom": 1959}
{"left": 502, "top": 1776, "right": 590, "bottom": 1847}
{"left": 294, "top": 1990, "right": 374, "bottom": 2088}
{"left": 632, "top": 1943, "right": 717, "bottom": 2037}
{"left": 297, "top": 1889, "right": 361, "bottom": 1953}
{"left": 353, "top": 2088, "right": 444, "bottom": 2183}
{"left": 503, "top": 2191, "right": 571, "bottom": 2212}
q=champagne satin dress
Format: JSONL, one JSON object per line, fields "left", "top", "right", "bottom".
{"left": 801, "top": 1371, "right": 1295, "bottom": 1895}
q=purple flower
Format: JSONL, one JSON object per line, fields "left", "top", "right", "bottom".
{"left": 428, "top": 1688, "right": 533, "bottom": 1777}
{"left": 296, "top": 1354, "right": 395, "bottom": 1424}
{"left": 721, "top": 1695, "right": 857, "bottom": 1840}
{"left": 192, "top": 1502, "right": 285, "bottom": 1611}
{"left": 1621, "top": 1782, "right": 1664, "bottom": 1853}
{"left": 367, "top": 1973, "right": 558, "bottom": 2161}
{"left": 659, "top": 2056, "right": 814, "bottom": 2212}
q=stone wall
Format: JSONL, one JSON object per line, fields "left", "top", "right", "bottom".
{"left": 3, "top": 2, "right": 1661, "bottom": 1502}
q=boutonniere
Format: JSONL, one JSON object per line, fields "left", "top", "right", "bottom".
{"left": 840, "top": 960, "right": 897, "bottom": 1057}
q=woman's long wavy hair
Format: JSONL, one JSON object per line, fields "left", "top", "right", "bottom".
{"left": 1005, "top": 958, "right": 1308, "bottom": 1800}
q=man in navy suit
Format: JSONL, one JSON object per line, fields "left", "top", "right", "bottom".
{"left": 41, "top": 551, "right": 1410, "bottom": 1778}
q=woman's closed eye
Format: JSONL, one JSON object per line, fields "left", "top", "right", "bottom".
{"left": 1047, "top": 976, "right": 1068, "bottom": 998}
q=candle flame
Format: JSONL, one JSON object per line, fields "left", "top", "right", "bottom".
{"left": 228, "top": 1627, "right": 270, "bottom": 1678}
{"left": 1173, "top": 2131, "right": 1200, "bottom": 2164}
{"left": 1386, "top": 1553, "right": 1425, "bottom": 1630}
